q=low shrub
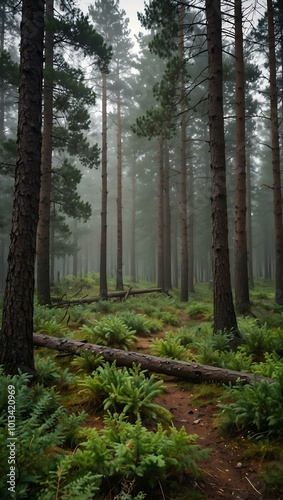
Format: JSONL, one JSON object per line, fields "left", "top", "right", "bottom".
{"left": 78, "top": 361, "right": 171, "bottom": 423}
{"left": 45, "top": 412, "right": 210, "bottom": 497}
{"left": 151, "top": 336, "right": 190, "bottom": 361}
{"left": 79, "top": 316, "right": 136, "bottom": 350}
{"left": 218, "top": 374, "right": 283, "bottom": 437}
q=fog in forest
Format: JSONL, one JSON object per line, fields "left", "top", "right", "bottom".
{"left": 0, "top": 0, "right": 279, "bottom": 299}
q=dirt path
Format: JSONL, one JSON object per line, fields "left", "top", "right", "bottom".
{"left": 135, "top": 330, "right": 267, "bottom": 499}
{"left": 156, "top": 379, "right": 265, "bottom": 500}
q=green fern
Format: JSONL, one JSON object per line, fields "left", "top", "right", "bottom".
{"left": 155, "top": 310, "right": 180, "bottom": 326}
{"left": 79, "top": 316, "right": 136, "bottom": 350}
{"left": 71, "top": 352, "right": 105, "bottom": 373}
{"left": 218, "top": 374, "right": 283, "bottom": 437}
{"left": 0, "top": 369, "right": 64, "bottom": 497}
{"left": 251, "top": 352, "right": 283, "bottom": 379}
{"left": 78, "top": 362, "right": 171, "bottom": 423}
{"left": 35, "top": 355, "right": 75, "bottom": 386}
{"left": 52, "top": 412, "right": 210, "bottom": 496}
{"left": 116, "top": 311, "right": 152, "bottom": 335}
{"left": 151, "top": 337, "right": 190, "bottom": 361}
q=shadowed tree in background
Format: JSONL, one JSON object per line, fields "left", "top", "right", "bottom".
{"left": 267, "top": 0, "right": 283, "bottom": 304}
{"left": 89, "top": 0, "right": 134, "bottom": 292}
{"left": 234, "top": 0, "right": 250, "bottom": 315}
{"left": 36, "top": 2, "right": 111, "bottom": 305}
{"left": 37, "top": 0, "right": 53, "bottom": 305}
{"left": 0, "top": 0, "right": 44, "bottom": 375}
{"left": 100, "top": 70, "right": 108, "bottom": 299}
{"left": 205, "top": 0, "right": 240, "bottom": 344}
{"left": 178, "top": 2, "right": 189, "bottom": 302}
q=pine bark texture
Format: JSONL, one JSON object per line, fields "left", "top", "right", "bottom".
{"left": 33, "top": 333, "right": 272, "bottom": 385}
{"left": 187, "top": 139, "right": 195, "bottom": 293}
{"left": 267, "top": 0, "right": 283, "bottom": 304}
{"left": 100, "top": 72, "right": 108, "bottom": 299}
{"left": 0, "top": 0, "right": 44, "bottom": 375}
{"left": 157, "top": 137, "right": 165, "bottom": 290}
{"left": 130, "top": 155, "right": 137, "bottom": 282}
{"left": 234, "top": 0, "right": 250, "bottom": 314}
{"left": 179, "top": 3, "right": 188, "bottom": 302}
{"left": 0, "top": 3, "right": 5, "bottom": 140}
{"left": 164, "top": 141, "right": 172, "bottom": 290}
{"left": 37, "top": 0, "right": 54, "bottom": 305}
{"left": 246, "top": 152, "right": 254, "bottom": 288}
{"left": 116, "top": 83, "right": 124, "bottom": 291}
{"left": 206, "top": 0, "right": 239, "bottom": 339}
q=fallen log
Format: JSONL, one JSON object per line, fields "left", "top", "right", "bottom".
{"left": 33, "top": 333, "right": 273, "bottom": 385}
{"left": 52, "top": 287, "right": 167, "bottom": 307}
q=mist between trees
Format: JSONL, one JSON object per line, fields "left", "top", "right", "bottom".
{"left": 0, "top": 1, "right": 282, "bottom": 332}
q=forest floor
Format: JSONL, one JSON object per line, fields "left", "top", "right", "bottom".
{"left": 80, "top": 327, "right": 274, "bottom": 500}
{"left": 43, "top": 280, "right": 283, "bottom": 500}
{"left": 134, "top": 334, "right": 267, "bottom": 500}
{"left": 156, "top": 380, "right": 265, "bottom": 500}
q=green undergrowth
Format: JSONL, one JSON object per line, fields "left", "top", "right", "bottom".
{"left": 0, "top": 367, "right": 210, "bottom": 499}
{"left": 2, "top": 278, "right": 283, "bottom": 496}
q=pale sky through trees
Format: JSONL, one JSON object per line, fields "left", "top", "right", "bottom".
{"left": 80, "top": 0, "right": 146, "bottom": 43}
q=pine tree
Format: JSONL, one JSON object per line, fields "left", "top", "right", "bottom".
{"left": 205, "top": 0, "right": 240, "bottom": 343}
{"left": 89, "top": 0, "right": 134, "bottom": 292}
{"left": 0, "top": 0, "right": 44, "bottom": 375}
{"left": 234, "top": 0, "right": 250, "bottom": 314}
{"left": 36, "top": 1, "right": 111, "bottom": 305}
{"left": 267, "top": 0, "right": 283, "bottom": 304}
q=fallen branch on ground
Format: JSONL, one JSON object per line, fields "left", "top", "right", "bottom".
{"left": 33, "top": 333, "right": 273, "bottom": 385}
{"left": 52, "top": 287, "right": 168, "bottom": 307}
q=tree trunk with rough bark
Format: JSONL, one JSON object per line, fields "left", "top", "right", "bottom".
{"left": 33, "top": 333, "right": 272, "bottom": 385}
{"left": 206, "top": 0, "right": 240, "bottom": 344}
{"left": 164, "top": 140, "right": 172, "bottom": 290}
{"left": 0, "top": 0, "right": 44, "bottom": 375}
{"left": 187, "top": 138, "right": 195, "bottom": 293}
{"left": 246, "top": 151, "right": 254, "bottom": 289}
{"left": 116, "top": 82, "right": 124, "bottom": 291}
{"left": 100, "top": 72, "right": 108, "bottom": 299}
{"left": 157, "top": 137, "right": 165, "bottom": 290}
{"left": 0, "top": 3, "right": 5, "bottom": 140}
{"left": 130, "top": 154, "right": 137, "bottom": 283}
{"left": 37, "top": 0, "right": 54, "bottom": 305}
{"left": 234, "top": 0, "right": 250, "bottom": 315}
{"left": 179, "top": 3, "right": 188, "bottom": 302}
{"left": 267, "top": 0, "right": 283, "bottom": 304}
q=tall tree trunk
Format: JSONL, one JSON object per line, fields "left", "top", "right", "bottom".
{"left": 50, "top": 204, "right": 55, "bottom": 286}
{"left": 234, "top": 0, "right": 250, "bottom": 314}
{"left": 0, "top": 2, "right": 5, "bottom": 140}
{"left": 100, "top": 72, "right": 108, "bottom": 299}
{"left": 37, "top": 0, "right": 54, "bottom": 305}
{"left": 179, "top": 3, "right": 188, "bottom": 302}
{"left": 130, "top": 154, "right": 137, "bottom": 283}
{"left": 267, "top": 0, "right": 283, "bottom": 304}
{"left": 0, "top": 0, "right": 44, "bottom": 375}
{"left": 116, "top": 84, "right": 123, "bottom": 291}
{"left": 246, "top": 151, "right": 254, "bottom": 288}
{"left": 164, "top": 140, "right": 172, "bottom": 290}
{"left": 206, "top": 0, "right": 240, "bottom": 341}
{"left": 171, "top": 200, "right": 179, "bottom": 288}
{"left": 157, "top": 137, "right": 165, "bottom": 290}
{"left": 73, "top": 218, "right": 78, "bottom": 277}
{"left": 0, "top": 236, "right": 5, "bottom": 292}
{"left": 187, "top": 138, "right": 195, "bottom": 293}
